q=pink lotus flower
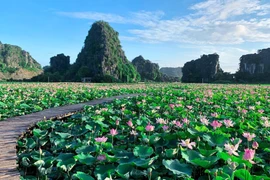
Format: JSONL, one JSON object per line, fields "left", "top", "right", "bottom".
{"left": 243, "top": 148, "right": 255, "bottom": 164}
{"left": 187, "top": 106, "right": 193, "bottom": 110}
{"left": 261, "top": 116, "right": 268, "bottom": 121}
{"left": 241, "top": 109, "right": 248, "bottom": 114}
{"left": 262, "top": 120, "right": 270, "bottom": 127}
{"left": 127, "top": 120, "right": 134, "bottom": 128}
{"left": 258, "top": 109, "right": 264, "bottom": 113}
{"left": 97, "top": 154, "right": 106, "bottom": 161}
{"left": 211, "top": 113, "right": 218, "bottom": 117}
{"left": 95, "top": 136, "right": 108, "bottom": 143}
{"left": 156, "top": 118, "right": 167, "bottom": 124}
{"left": 223, "top": 119, "right": 234, "bottom": 128}
{"left": 224, "top": 141, "right": 241, "bottom": 156}
{"left": 252, "top": 141, "right": 259, "bottom": 149}
{"left": 173, "top": 120, "right": 183, "bottom": 128}
{"left": 162, "top": 125, "right": 169, "bottom": 131}
{"left": 243, "top": 132, "right": 256, "bottom": 141}
{"left": 211, "top": 120, "right": 222, "bottom": 130}
{"left": 200, "top": 116, "right": 209, "bottom": 126}
{"left": 169, "top": 104, "right": 175, "bottom": 109}
{"left": 145, "top": 123, "right": 155, "bottom": 132}
{"left": 116, "top": 120, "right": 120, "bottom": 126}
{"left": 180, "top": 139, "right": 196, "bottom": 149}
{"left": 110, "top": 129, "right": 118, "bottom": 136}
{"left": 182, "top": 118, "right": 189, "bottom": 124}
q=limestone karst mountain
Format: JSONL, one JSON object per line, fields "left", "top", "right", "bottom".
{"left": 0, "top": 41, "right": 42, "bottom": 80}
{"left": 236, "top": 48, "right": 270, "bottom": 82}
{"left": 182, "top": 53, "right": 223, "bottom": 83}
{"left": 74, "top": 21, "right": 140, "bottom": 82}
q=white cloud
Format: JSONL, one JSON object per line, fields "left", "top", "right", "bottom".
{"left": 58, "top": 0, "right": 270, "bottom": 72}
{"left": 190, "top": 0, "right": 268, "bottom": 20}
{"left": 58, "top": 0, "right": 270, "bottom": 45}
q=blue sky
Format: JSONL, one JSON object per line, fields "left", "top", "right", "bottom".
{"left": 1, "top": 0, "right": 270, "bottom": 73}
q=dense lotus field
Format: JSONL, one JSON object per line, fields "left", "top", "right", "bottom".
{"left": 17, "top": 85, "right": 270, "bottom": 179}
{"left": 0, "top": 82, "right": 153, "bottom": 120}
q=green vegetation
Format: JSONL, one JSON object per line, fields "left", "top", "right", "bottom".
{"left": 0, "top": 42, "right": 42, "bottom": 77}
{"left": 16, "top": 83, "right": 270, "bottom": 179}
{"left": 0, "top": 83, "right": 148, "bottom": 120}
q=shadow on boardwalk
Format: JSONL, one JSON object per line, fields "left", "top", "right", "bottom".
{"left": 0, "top": 94, "right": 140, "bottom": 180}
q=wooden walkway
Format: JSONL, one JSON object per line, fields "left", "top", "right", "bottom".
{"left": 0, "top": 94, "right": 139, "bottom": 180}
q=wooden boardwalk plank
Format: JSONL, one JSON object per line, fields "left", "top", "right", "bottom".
{"left": 0, "top": 94, "right": 139, "bottom": 179}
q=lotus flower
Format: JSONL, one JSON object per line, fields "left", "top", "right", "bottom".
{"left": 110, "top": 128, "right": 118, "bottom": 136}
{"left": 95, "top": 136, "right": 108, "bottom": 143}
{"left": 252, "top": 141, "right": 259, "bottom": 149}
{"left": 97, "top": 154, "right": 106, "bottom": 161}
{"left": 162, "top": 125, "right": 169, "bottom": 131}
{"left": 180, "top": 139, "right": 196, "bottom": 149}
{"left": 211, "top": 120, "right": 222, "bottom": 130}
{"left": 243, "top": 148, "right": 255, "bottom": 164}
{"left": 182, "top": 118, "right": 189, "bottom": 124}
{"left": 223, "top": 119, "right": 234, "bottom": 128}
{"left": 200, "top": 116, "right": 209, "bottom": 126}
{"left": 127, "top": 120, "right": 133, "bottom": 128}
{"left": 224, "top": 142, "right": 240, "bottom": 156}
{"left": 173, "top": 120, "right": 183, "bottom": 128}
{"left": 130, "top": 130, "right": 138, "bottom": 136}
{"left": 243, "top": 132, "right": 256, "bottom": 141}
{"left": 145, "top": 122, "right": 154, "bottom": 132}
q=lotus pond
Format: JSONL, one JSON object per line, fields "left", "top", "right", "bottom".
{"left": 16, "top": 84, "right": 270, "bottom": 179}
{"left": 0, "top": 82, "right": 154, "bottom": 120}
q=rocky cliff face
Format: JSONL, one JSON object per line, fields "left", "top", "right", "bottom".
{"left": 132, "top": 55, "right": 160, "bottom": 81}
{"left": 182, "top": 53, "right": 223, "bottom": 83}
{"left": 160, "top": 67, "right": 182, "bottom": 79}
{"left": 50, "top": 54, "right": 70, "bottom": 73}
{"left": 239, "top": 48, "right": 270, "bottom": 74}
{"left": 74, "top": 21, "right": 140, "bottom": 82}
{"left": 0, "top": 41, "right": 42, "bottom": 80}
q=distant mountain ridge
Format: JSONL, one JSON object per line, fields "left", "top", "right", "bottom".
{"left": 132, "top": 55, "right": 180, "bottom": 82}
{"left": 160, "top": 67, "right": 182, "bottom": 78}
{"left": 0, "top": 41, "right": 42, "bottom": 80}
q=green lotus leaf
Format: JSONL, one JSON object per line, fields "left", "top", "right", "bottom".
{"left": 72, "top": 171, "right": 95, "bottom": 180}
{"left": 116, "top": 164, "right": 133, "bottom": 179}
{"left": 165, "top": 148, "right": 178, "bottom": 158}
{"left": 94, "top": 164, "right": 116, "bottom": 180}
{"left": 133, "top": 145, "right": 154, "bottom": 158}
{"left": 56, "top": 153, "right": 76, "bottom": 172}
{"left": 162, "top": 159, "right": 192, "bottom": 177}
{"left": 74, "top": 153, "right": 95, "bottom": 166}
{"left": 133, "top": 156, "right": 158, "bottom": 168}
{"left": 234, "top": 169, "right": 252, "bottom": 180}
